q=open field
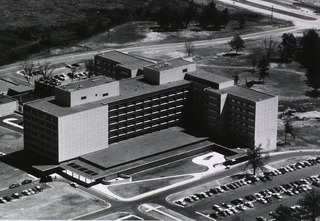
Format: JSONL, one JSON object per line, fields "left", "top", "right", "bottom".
{"left": 0, "top": 182, "right": 108, "bottom": 219}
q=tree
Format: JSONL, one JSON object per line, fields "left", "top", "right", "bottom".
{"left": 297, "top": 29, "right": 320, "bottom": 72}
{"left": 257, "top": 56, "right": 269, "bottom": 83}
{"left": 264, "top": 37, "right": 277, "bottom": 63}
{"left": 296, "top": 29, "right": 320, "bottom": 95}
{"left": 38, "top": 61, "right": 56, "bottom": 78}
{"left": 237, "top": 17, "right": 246, "bottom": 29}
{"left": 20, "top": 60, "right": 35, "bottom": 85}
{"left": 85, "top": 59, "right": 95, "bottom": 78}
{"left": 297, "top": 189, "right": 320, "bottom": 221}
{"left": 156, "top": 6, "right": 171, "bottom": 29}
{"left": 274, "top": 204, "right": 299, "bottom": 221}
{"left": 185, "top": 42, "right": 195, "bottom": 57}
{"left": 229, "top": 35, "right": 245, "bottom": 54}
{"left": 284, "top": 119, "right": 295, "bottom": 144}
{"left": 243, "top": 144, "right": 269, "bottom": 175}
{"left": 233, "top": 73, "right": 240, "bottom": 84}
{"left": 279, "top": 33, "right": 297, "bottom": 62}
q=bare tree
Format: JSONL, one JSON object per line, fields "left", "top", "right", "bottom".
{"left": 20, "top": 60, "right": 35, "bottom": 85}
{"left": 38, "top": 61, "right": 56, "bottom": 78}
{"left": 185, "top": 42, "right": 195, "bottom": 57}
{"left": 264, "top": 37, "right": 277, "bottom": 63}
{"left": 243, "top": 144, "right": 269, "bottom": 175}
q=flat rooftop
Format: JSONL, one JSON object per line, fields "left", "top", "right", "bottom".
{"left": 97, "top": 51, "right": 155, "bottom": 70}
{"left": 26, "top": 76, "right": 191, "bottom": 117}
{"left": 81, "top": 127, "right": 207, "bottom": 169}
{"left": 215, "top": 85, "right": 275, "bottom": 102}
{"left": 8, "top": 84, "right": 33, "bottom": 93}
{"left": 186, "top": 70, "right": 234, "bottom": 88}
{"left": 59, "top": 127, "right": 209, "bottom": 179}
{"left": 146, "top": 58, "right": 193, "bottom": 71}
{"left": 0, "top": 95, "right": 17, "bottom": 104}
{"left": 57, "top": 76, "right": 113, "bottom": 92}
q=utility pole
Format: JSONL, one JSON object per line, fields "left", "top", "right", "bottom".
{"left": 271, "top": 5, "right": 274, "bottom": 22}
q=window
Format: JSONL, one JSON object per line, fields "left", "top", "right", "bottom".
{"left": 183, "top": 68, "right": 188, "bottom": 73}
{"left": 102, "top": 93, "right": 109, "bottom": 97}
{"left": 81, "top": 96, "right": 87, "bottom": 100}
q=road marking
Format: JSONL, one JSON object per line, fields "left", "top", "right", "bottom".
{"left": 142, "top": 204, "right": 182, "bottom": 221}
{"left": 69, "top": 207, "right": 108, "bottom": 220}
{"left": 196, "top": 211, "right": 215, "bottom": 220}
{"left": 3, "top": 118, "right": 23, "bottom": 129}
{"left": 115, "top": 215, "right": 143, "bottom": 221}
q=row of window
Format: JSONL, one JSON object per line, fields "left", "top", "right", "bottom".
{"left": 24, "top": 108, "right": 57, "bottom": 123}
{"left": 109, "top": 121, "right": 178, "bottom": 143}
{"left": 230, "top": 99, "right": 254, "bottom": 109}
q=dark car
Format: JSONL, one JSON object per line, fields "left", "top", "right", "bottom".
{"left": 3, "top": 196, "right": 12, "bottom": 202}
{"left": 9, "top": 183, "right": 20, "bottom": 189}
{"left": 21, "top": 179, "right": 32, "bottom": 185}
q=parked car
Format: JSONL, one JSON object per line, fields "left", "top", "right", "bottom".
{"left": 3, "top": 196, "right": 12, "bottom": 202}
{"left": 12, "top": 193, "right": 21, "bottom": 199}
{"left": 70, "top": 182, "right": 79, "bottom": 188}
{"left": 21, "top": 179, "right": 32, "bottom": 185}
{"left": 9, "top": 183, "right": 20, "bottom": 189}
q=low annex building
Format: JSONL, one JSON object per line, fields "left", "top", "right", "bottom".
{"left": 24, "top": 52, "right": 278, "bottom": 168}
{"left": 94, "top": 50, "right": 155, "bottom": 79}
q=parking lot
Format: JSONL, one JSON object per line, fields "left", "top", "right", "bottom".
{"left": 0, "top": 181, "right": 108, "bottom": 219}
{"left": 172, "top": 157, "right": 320, "bottom": 221}
{"left": 0, "top": 180, "right": 49, "bottom": 204}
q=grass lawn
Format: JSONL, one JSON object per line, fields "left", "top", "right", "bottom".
{"left": 108, "top": 175, "right": 193, "bottom": 199}
{"left": 0, "top": 182, "right": 108, "bottom": 219}
{"left": 131, "top": 153, "right": 209, "bottom": 181}
{"left": 0, "top": 161, "right": 32, "bottom": 190}
{"left": 0, "top": 127, "right": 23, "bottom": 154}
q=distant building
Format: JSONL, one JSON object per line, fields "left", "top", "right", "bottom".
{"left": 7, "top": 85, "right": 33, "bottom": 97}
{"left": 95, "top": 51, "right": 155, "bottom": 79}
{"left": 298, "top": 0, "right": 320, "bottom": 6}
{"left": 0, "top": 95, "right": 18, "bottom": 117}
{"left": 24, "top": 53, "right": 278, "bottom": 164}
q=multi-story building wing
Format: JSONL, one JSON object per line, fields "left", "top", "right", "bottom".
{"left": 204, "top": 86, "right": 278, "bottom": 150}
{"left": 24, "top": 53, "right": 278, "bottom": 164}
{"left": 95, "top": 51, "right": 155, "bottom": 79}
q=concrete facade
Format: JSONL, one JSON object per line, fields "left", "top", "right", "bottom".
{"left": 55, "top": 77, "right": 119, "bottom": 107}
{"left": 144, "top": 58, "right": 196, "bottom": 85}
{"left": 58, "top": 106, "right": 109, "bottom": 162}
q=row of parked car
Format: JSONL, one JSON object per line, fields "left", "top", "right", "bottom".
{"left": 210, "top": 174, "right": 320, "bottom": 220}
{"left": 0, "top": 179, "right": 45, "bottom": 204}
{"left": 0, "top": 185, "right": 44, "bottom": 204}
{"left": 175, "top": 177, "right": 257, "bottom": 207}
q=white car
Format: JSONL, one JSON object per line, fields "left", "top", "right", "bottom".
{"left": 70, "top": 182, "right": 79, "bottom": 188}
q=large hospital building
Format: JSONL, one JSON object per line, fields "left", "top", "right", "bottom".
{"left": 24, "top": 51, "right": 278, "bottom": 167}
